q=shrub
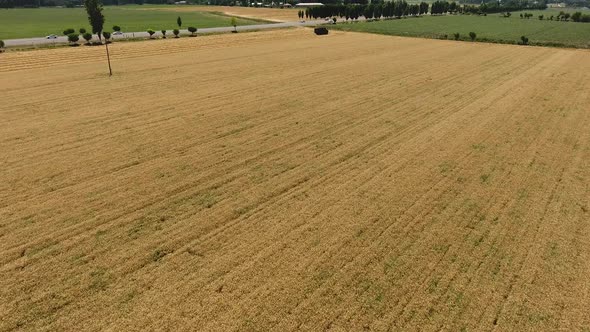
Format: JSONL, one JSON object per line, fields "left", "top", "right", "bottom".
{"left": 0, "top": 39, "right": 4, "bottom": 52}
{"left": 314, "top": 27, "right": 328, "bottom": 35}
{"left": 79, "top": 28, "right": 86, "bottom": 34}
{"left": 83, "top": 32, "right": 92, "bottom": 44}
{"left": 63, "top": 28, "right": 75, "bottom": 35}
{"left": 67, "top": 33, "right": 79, "bottom": 45}
{"left": 469, "top": 31, "right": 476, "bottom": 41}
{"left": 102, "top": 31, "right": 111, "bottom": 42}
{"left": 113, "top": 25, "right": 121, "bottom": 32}
{"left": 538, "top": 15, "right": 543, "bottom": 20}
{"left": 571, "top": 12, "right": 582, "bottom": 22}
{"left": 173, "top": 29, "right": 180, "bottom": 38}
{"left": 161, "top": 29, "right": 167, "bottom": 38}
{"left": 519, "top": 35, "right": 529, "bottom": 45}
{"left": 453, "top": 32, "right": 460, "bottom": 40}
{"left": 188, "top": 26, "right": 197, "bottom": 36}
{"left": 147, "top": 29, "right": 156, "bottom": 38}
{"left": 231, "top": 17, "right": 237, "bottom": 33}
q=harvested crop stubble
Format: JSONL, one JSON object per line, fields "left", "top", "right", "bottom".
{"left": 142, "top": 5, "right": 299, "bottom": 22}
{"left": 1, "top": 29, "right": 589, "bottom": 331}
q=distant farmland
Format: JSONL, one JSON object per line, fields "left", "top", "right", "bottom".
{"left": 0, "top": 6, "right": 265, "bottom": 39}
{"left": 332, "top": 11, "right": 590, "bottom": 48}
{"left": 1, "top": 29, "right": 589, "bottom": 331}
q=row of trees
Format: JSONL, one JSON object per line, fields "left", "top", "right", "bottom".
{"left": 301, "top": 0, "right": 555, "bottom": 20}
{"left": 461, "top": 0, "right": 546, "bottom": 7}
{"left": 0, "top": 0, "right": 40, "bottom": 8}
{"left": 449, "top": 32, "right": 531, "bottom": 45}
{"left": 62, "top": 11, "right": 239, "bottom": 46}
{"left": 303, "top": 1, "right": 430, "bottom": 20}
{"left": 517, "top": 11, "right": 590, "bottom": 22}
{"left": 17, "top": 0, "right": 590, "bottom": 8}
{"left": 66, "top": 31, "right": 111, "bottom": 45}
{"left": 430, "top": 1, "right": 458, "bottom": 15}
{"left": 571, "top": 11, "right": 590, "bottom": 22}
{"left": 74, "top": 7, "right": 201, "bottom": 46}
{"left": 461, "top": 1, "right": 546, "bottom": 14}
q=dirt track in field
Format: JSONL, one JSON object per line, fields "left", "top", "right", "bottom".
{"left": 1, "top": 29, "right": 589, "bottom": 331}
{"left": 143, "top": 5, "right": 300, "bottom": 22}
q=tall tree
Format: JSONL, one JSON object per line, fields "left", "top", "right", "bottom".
{"left": 84, "top": 0, "right": 105, "bottom": 41}
{"left": 419, "top": 2, "right": 428, "bottom": 15}
{"left": 177, "top": 16, "right": 182, "bottom": 28}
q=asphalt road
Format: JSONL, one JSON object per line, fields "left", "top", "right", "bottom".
{"left": 3, "top": 19, "right": 335, "bottom": 48}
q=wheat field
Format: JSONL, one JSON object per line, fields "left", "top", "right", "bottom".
{"left": 1, "top": 29, "right": 589, "bottom": 331}
{"left": 143, "top": 5, "right": 300, "bottom": 22}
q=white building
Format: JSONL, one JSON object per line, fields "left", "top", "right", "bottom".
{"left": 295, "top": 2, "right": 324, "bottom": 7}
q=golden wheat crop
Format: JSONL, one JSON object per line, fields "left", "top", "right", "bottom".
{"left": 1, "top": 29, "right": 589, "bottom": 331}
{"left": 143, "top": 5, "right": 300, "bottom": 22}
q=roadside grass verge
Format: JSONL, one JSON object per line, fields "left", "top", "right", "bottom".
{"left": 2, "top": 26, "right": 296, "bottom": 52}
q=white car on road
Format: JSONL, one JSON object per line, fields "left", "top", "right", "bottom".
{"left": 112, "top": 31, "right": 123, "bottom": 35}
{"left": 46, "top": 34, "right": 58, "bottom": 39}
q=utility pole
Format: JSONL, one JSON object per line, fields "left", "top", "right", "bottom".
{"left": 105, "top": 39, "right": 112, "bottom": 76}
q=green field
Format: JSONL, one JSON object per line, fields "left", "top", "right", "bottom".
{"left": 0, "top": 6, "right": 264, "bottom": 39}
{"left": 332, "top": 11, "right": 590, "bottom": 48}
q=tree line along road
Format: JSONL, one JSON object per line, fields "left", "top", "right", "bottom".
{"left": 3, "top": 19, "right": 335, "bottom": 48}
